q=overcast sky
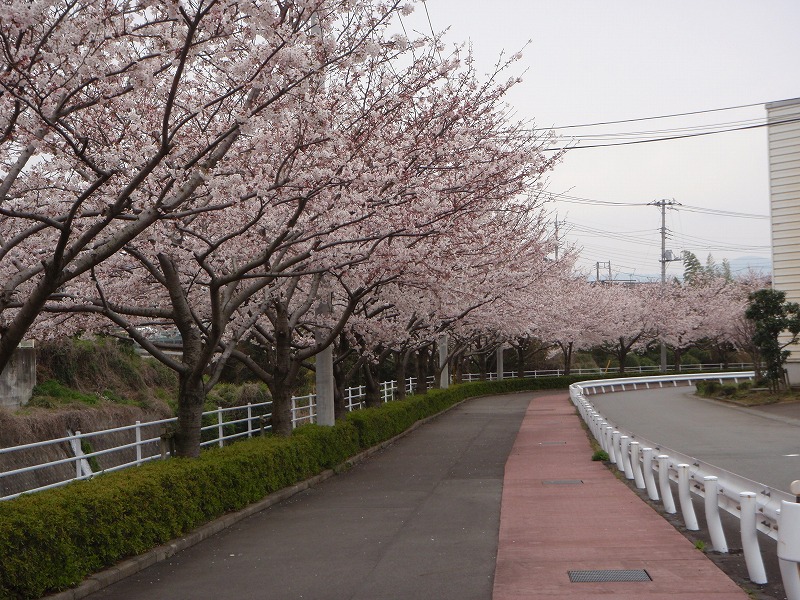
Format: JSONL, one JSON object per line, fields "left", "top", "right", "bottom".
{"left": 404, "top": 0, "right": 800, "bottom": 280}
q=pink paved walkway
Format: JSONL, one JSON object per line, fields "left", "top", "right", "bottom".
{"left": 492, "top": 392, "right": 750, "bottom": 599}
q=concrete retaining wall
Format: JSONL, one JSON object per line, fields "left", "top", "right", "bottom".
{"left": 0, "top": 345, "right": 36, "bottom": 409}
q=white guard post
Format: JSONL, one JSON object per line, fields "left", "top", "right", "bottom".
{"left": 642, "top": 448, "right": 659, "bottom": 501}
{"left": 703, "top": 476, "right": 728, "bottom": 553}
{"left": 630, "top": 441, "right": 645, "bottom": 489}
{"left": 740, "top": 492, "right": 768, "bottom": 584}
{"left": 677, "top": 464, "right": 699, "bottom": 530}
{"left": 657, "top": 455, "right": 676, "bottom": 514}
{"left": 777, "top": 481, "right": 800, "bottom": 600}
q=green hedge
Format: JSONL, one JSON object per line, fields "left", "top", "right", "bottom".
{"left": 0, "top": 375, "right": 598, "bottom": 599}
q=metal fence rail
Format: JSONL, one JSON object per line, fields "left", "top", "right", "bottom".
{"left": 0, "top": 376, "right": 440, "bottom": 500}
{"left": 569, "top": 373, "right": 800, "bottom": 598}
{"left": 462, "top": 362, "right": 753, "bottom": 381}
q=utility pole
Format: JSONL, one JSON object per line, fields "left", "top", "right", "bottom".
{"left": 554, "top": 217, "right": 559, "bottom": 261}
{"left": 596, "top": 261, "right": 611, "bottom": 283}
{"left": 649, "top": 199, "right": 680, "bottom": 372}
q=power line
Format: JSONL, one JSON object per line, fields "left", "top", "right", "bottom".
{"left": 547, "top": 192, "right": 769, "bottom": 220}
{"left": 564, "top": 117, "right": 763, "bottom": 140}
{"left": 542, "top": 115, "right": 800, "bottom": 151}
{"left": 679, "top": 204, "right": 769, "bottom": 219}
{"left": 532, "top": 99, "right": 786, "bottom": 131}
{"left": 546, "top": 192, "right": 648, "bottom": 207}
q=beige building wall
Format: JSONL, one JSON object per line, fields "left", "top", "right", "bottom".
{"left": 766, "top": 98, "right": 800, "bottom": 381}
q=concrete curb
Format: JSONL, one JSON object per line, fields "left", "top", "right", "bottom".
{"left": 44, "top": 399, "right": 467, "bottom": 600}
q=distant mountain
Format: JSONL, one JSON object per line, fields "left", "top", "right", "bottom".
{"left": 726, "top": 255, "right": 771, "bottom": 276}
{"left": 586, "top": 255, "right": 772, "bottom": 283}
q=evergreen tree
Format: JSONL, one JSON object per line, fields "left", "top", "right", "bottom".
{"left": 744, "top": 289, "right": 800, "bottom": 391}
{"left": 681, "top": 251, "right": 703, "bottom": 283}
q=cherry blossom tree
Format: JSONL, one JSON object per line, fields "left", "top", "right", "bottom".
{"left": 535, "top": 276, "right": 606, "bottom": 375}
{"left": 0, "top": 0, "right": 418, "bottom": 378}
{"left": 656, "top": 273, "right": 763, "bottom": 370}
{"left": 24, "top": 14, "right": 559, "bottom": 451}
{"left": 341, "top": 203, "right": 566, "bottom": 390}
{"left": 593, "top": 283, "right": 659, "bottom": 373}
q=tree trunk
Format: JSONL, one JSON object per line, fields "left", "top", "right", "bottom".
{"left": 562, "top": 341, "right": 573, "bottom": 376}
{"left": 267, "top": 304, "right": 296, "bottom": 435}
{"left": 0, "top": 267, "right": 62, "bottom": 374}
{"left": 363, "top": 362, "right": 381, "bottom": 407}
{"left": 516, "top": 344, "right": 526, "bottom": 378}
{"left": 415, "top": 347, "right": 429, "bottom": 395}
{"left": 267, "top": 381, "right": 294, "bottom": 436}
{"left": 674, "top": 347, "right": 683, "bottom": 372}
{"left": 174, "top": 373, "right": 206, "bottom": 458}
{"left": 428, "top": 348, "right": 440, "bottom": 388}
{"left": 478, "top": 352, "right": 488, "bottom": 381}
{"left": 333, "top": 360, "right": 347, "bottom": 420}
{"left": 617, "top": 338, "right": 628, "bottom": 374}
{"left": 394, "top": 350, "right": 408, "bottom": 400}
{"left": 454, "top": 350, "right": 464, "bottom": 384}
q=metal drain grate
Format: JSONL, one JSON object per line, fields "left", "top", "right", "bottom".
{"left": 538, "top": 441, "right": 567, "bottom": 445}
{"left": 542, "top": 479, "right": 583, "bottom": 485}
{"left": 568, "top": 569, "right": 651, "bottom": 583}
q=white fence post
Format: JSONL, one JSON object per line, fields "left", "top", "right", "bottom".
{"left": 597, "top": 422, "right": 608, "bottom": 453}
{"left": 135, "top": 421, "right": 142, "bottom": 466}
{"left": 73, "top": 430, "right": 83, "bottom": 478}
{"left": 217, "top": 408, "right": 224, "bottom": 448}
{"left": 68, "top": 430, "right": 93, "bottom": 478}
{"left": 612, "top": 431, "right": 622, "bottom": 470}
{"left": 620, "top": 436, "right": 634, "bottom": 480}
{"left": 642, "top": 448, "right": 659, "bottom": 501}
{"left": 778, "top": 494, "right": 800, "bottom": 600}
{"left": 677, "top": 464, "right": 699, "bottom": 530}
{"left": 630, "top": 441, "right": 645, "bottom": 489}
{"left": 703, "top": 476, "right": 728, "bottom": 552}
{"left": 657, "top": 455, "right": 676, "bottom": 514}
{"left": 247, "top": 403, "right": 253, "bottom": 438}
{"left": 605, "top": 426, "right": 616, "bottom": 462}
{"left": 740, "top": 492, "right": 768, "bottom": 584}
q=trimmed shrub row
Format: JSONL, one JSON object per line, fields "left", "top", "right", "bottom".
{"left": 695, "top": 379, "right": 752, "bottom": 398}
{"left": 0, "top": 374, "right": 603, "bottom": 599}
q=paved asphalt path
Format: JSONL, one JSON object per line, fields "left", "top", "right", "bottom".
{"left": 589, "top": 387, "right": 800, "bottom": 493}
{"left": 85, "top": 393, "right": 533, "bottom": 600}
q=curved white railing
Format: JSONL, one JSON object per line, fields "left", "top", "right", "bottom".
{"left": 570, "top": 372, "right": 800, "bottom": 598}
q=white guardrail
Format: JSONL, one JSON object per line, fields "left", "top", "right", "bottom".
{"left": 570, "top": 372, "right": 800, "bottom": 599}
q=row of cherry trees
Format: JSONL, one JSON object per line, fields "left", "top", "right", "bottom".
{"left": 537, "top": 273, "right": 765, "bottom": 375}
{"left": 0, "top": 1, "right": 765, "bottom": 457}
{"left": 0, "top": 0, "right": 566, "bottom": 455}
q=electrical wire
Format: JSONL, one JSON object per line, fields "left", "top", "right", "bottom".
{"left": 530, "top": 99, "right": 785, "bottom": 131}
{"left": 678, "top": 205, "right": 769, "bottom": 219}
{"left": 542, "top": 115, "right": 800, "bottom": 151}
{"left": 546, "top": 192, "right": 769, "bottom": 220}
{"left": 546, "top": 192, "right": 649, "bottom": 207}
{"left": 564, "top": 118, "right": 764, "bottom": 140}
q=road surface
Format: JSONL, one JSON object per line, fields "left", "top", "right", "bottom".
{"left": 588, "top": 387, "right": 800, "bottom": 493}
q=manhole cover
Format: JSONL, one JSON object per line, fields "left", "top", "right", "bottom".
{"left": 568, "top": 569, "right": 651, "bottom": 583}
{"left": 542, "top": 479, "right": 583, "bottom": 485}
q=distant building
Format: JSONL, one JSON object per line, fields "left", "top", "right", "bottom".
{"left": 766, "top": 97, "right": 800, "bottom": 382}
